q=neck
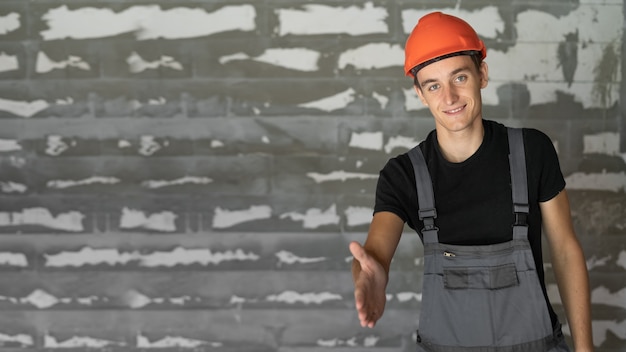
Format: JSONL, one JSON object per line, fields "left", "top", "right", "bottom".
{"left": 436, "top": 120, "right": 485, "bottom": 163}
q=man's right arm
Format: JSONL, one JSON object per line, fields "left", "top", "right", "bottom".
{"left": 350, "top": 211, "right": 405, "bottom": 328}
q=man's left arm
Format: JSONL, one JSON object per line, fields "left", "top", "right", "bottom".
{"left": 540, "top": 189, "right": 594, "bottom": 351}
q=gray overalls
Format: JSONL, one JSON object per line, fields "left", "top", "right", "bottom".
{"left": 408, "top": 128, "right": 569, "bottom": 352}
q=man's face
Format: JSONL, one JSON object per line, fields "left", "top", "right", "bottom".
{"left": 414, "top": 55, "right": 488, "bottom": 134}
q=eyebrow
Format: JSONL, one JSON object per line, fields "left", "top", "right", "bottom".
{"left": 419, "top": 66, "right": 472, "bottom": 89}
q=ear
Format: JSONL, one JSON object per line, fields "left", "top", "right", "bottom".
{"left": 479, "top": 62, "right": 489, "bottom": 89}
{"left": 414, "top": 85, "right": 428, "bottom": 106}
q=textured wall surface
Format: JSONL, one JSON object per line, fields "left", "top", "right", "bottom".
{"left": 0, "top": 0, "right": 624, "bottom": 351}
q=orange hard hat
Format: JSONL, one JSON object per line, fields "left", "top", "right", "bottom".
{"left": 404, "top": 12, "right": 486, "bottom": 76}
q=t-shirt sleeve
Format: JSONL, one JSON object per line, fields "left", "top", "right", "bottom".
{"left": 373, "top": 156, "right": 413, "bottom": 224}
{"left": 525, "top": 128, "right": 566, "bottom": 202}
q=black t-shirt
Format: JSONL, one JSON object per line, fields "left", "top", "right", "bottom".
{"left": 374, "top": 119, "right": 566, "bottom": 325}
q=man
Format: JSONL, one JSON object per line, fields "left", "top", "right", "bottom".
{"left": 349, "top": 12, "right": 593, "bottom": 351}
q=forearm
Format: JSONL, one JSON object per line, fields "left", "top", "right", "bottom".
{"left": 551, "top": 240, "right": 593, "bottom": 351}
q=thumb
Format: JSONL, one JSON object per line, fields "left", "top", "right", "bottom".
{"left": 349, "top": 241, "right": 368, "bottom": 263}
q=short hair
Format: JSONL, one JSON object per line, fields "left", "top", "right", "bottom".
{"left": 411, "top": 50, "right": 483, "bottom": 88}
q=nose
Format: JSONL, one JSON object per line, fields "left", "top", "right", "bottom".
{"left": 442, "top": 84, "right": 458, "bottom": 105}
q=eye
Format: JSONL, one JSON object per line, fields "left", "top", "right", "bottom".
{"left": 455, "top": 75, "right": 467, "bottom": 83}
{"left": 427, "top": 83, "right": 440, "bottom": 92}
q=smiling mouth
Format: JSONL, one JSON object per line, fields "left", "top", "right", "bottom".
{"left": 444, "top": 105, "right": 465, "bottom": 114}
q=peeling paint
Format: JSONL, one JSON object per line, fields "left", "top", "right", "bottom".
{"left": 0, "top": 252, "right": 27, "bottom": 267}
{"left": 349, "top": 131, "right": 383, "bottom": 151}
{"left": 583, "top": 132, "right": 620, "bottom": 155}
{"left": 338, "top": 43, "right": 403, "bottom": 70}
{"left": 141, "top": 176, "right": 213, "bottom": 189}
{"left": 220, "top": 48, "right": 320, "bottom": 72}
{"left": 306, "top": 170, "right": 378, "bottom": 183}
{"left": 212, "top": 205, "right": 272, "bottom": 229}
{"left": 47, "top": 176, "right": 121, "bottom": 189}
{"left": 36, "top": 52, "right": 91, "bottom": 73}
{"left": 402, "top": 7, "right": 503, "bottom": 38}
{"left": 120, "top": 207, "right": 178, "bottom": 232}
{"left": 22, "top": 289, "right": 58, "bottom": 309}
{"left": 277, "top": 2, "right": 387, "bottom": 36}
{"left": 266, "top": 290, "right": 342, "bottom": 304}
{"left": 127, "top": 52, "right": 182, "bottom": 73}
{"left": 46, "top": 135, "right": 72, "bottom": 156}
{"left": 0, "top": 181, "right": 27, "bottom": 193}
{"left": 385, "top": 135, "right": 420, "bottom": 153}
{"left": 0, "top": 98, "right": 49, "bottom": 118}
{"left": 0, "top": 208, "right": 84, "bottom": 232}
{"left": 279, "top": 204, "right": 340, "bottom": 229}
{"left": 590, "top": 286, "right": 626, "bottom": 309}
{"left": 344, "top": 206, "right": 372, "bottom": 227}
{"left": 0, "top": 138, "right": 21, "bottom": 151}
{"left": 396, "top": 291, "right": 421, "bottom": 302}
{"left": 618, "top": 250, "right": 626, "bottom": 270}
{"left": 0, "top": 13, "right": 20, "bottom": 35}
{"left": 590, "top": 320, "right": 626, "bottom": 347}
{"left": 275, "top": 250, "right": 326, "bottom": 265}
{"left": 139, "top": 135, "right": 165, "bottom": 156}
{"left": 372, "top": 91, "right": 389, "bottom": 109}
{"left": 0, "top": 52, "right": 18, "bottom": 72}
{"left": 586, "top": 255, "right": 612, "bottom": 270}
{"left": 0, "top": 333, "right": 33, "bottom": 347}
{"left": 137, "top": 334, "right": 222, "bottom": 348}
{"left": 41, "top": 5, "right": 256, "bottom": 40}
{"left": 44, "top": 246, "right": 259, "bottom": 267}
{"left": 44, "top": 334, "right": 125, "bottom": 348}
{"left": 565, "top": 171, "right": 626, "bottom": 192}
{"left": 298, "top": 88, "right": 356, "bottom": 112}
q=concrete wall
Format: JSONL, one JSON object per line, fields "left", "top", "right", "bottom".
{"left": 0, "top": 1, "right": 623, "bottom": 351}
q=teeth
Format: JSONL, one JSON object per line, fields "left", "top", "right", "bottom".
{"left": 447, "top": 107, "right": 463, "bottom": 113}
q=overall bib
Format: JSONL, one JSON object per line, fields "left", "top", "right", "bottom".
{"left": 407, "top": 128, "right": 569, "bottom": 352}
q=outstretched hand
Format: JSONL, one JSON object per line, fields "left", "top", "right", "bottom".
{"left": 349, "top": 241, "right": 388, "bottom": 328}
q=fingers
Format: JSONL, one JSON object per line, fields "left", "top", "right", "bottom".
{"left": 349, "top": 241, "right": 366, "bottom": 261}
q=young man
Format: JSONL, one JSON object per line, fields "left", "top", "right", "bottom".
{"left": 349, "top": 12, "right": 593, "bottom": 351}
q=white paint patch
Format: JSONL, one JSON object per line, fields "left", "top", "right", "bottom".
{"left": 22, "top": 289, "right": 58, "bottom": 309}
{"left": 122, "top": 289, "right": 152, "bottom": 308}
{"left": 586, "top": 255, "right": 611, "bottom": 270}
{"left": 137, "top": 334, "right": 222, "bottom": 348}
{"left": 279, "top": 204, "right": 340, "bottom": 229}
{"left": 591, "top": 286, "right": 626, "bottom": 309}
{"left": 0, "top": 13, "right": 20, "bottom": 35}
{"left": 0, "top": 252, "right": 27, "bottom": 267}
{"left": 141, "top": 176, "right": 213, "bottom": 189}
{"left": 45, "top": 247, "right": 138, "bottom": 267}
{"left": 36, "top": 52, "right": 91, "bottom": 73}
{"left": 298, "top": 88, "right": 356, "bottom": 112}
{"left": 0, "top": 97, "right": 49, "bottom": 118}
{"left": 277, "top": 2, "right": 387, "bottom": 36}
{"left": 307, "top": 170, "right": 378, "bottom": 183}
{"left": 0, "top": 138, "right": 21, "bottom": 151}
{"left": 565, "top": 171, "right": 626, "bottom": 192}
{"left": 46, "top": 135, "right": 73, "bottom": 156}
{"left": 0, "top": 52, "right": 18, "bottom": 72}
{"left": 41, "top": 5, "right": 255, "bottom": 40}
{"left": 591, "top": 320, "right": 626, "bottom": 347}
{"left": 338, "top": 43, "right": 404, "bottom": 70}
{"left": 138, "top": 135, "right": 164, "bottom": 156}
{"left": 403, "top": 87, "right": 423, "bottom": 111}
{"left": 210, "top": 140, "right": 224, "bottom": 148}
{"left": 371, "top": 91, "right": 389, "bottom": 109}
{"left": 266, "top": 290, "right": 342, "bottom": 304}
{"left": 127, "top": 52, "right": 183, "bottom": 73}
{"left": 385, "top": 135, "right": 420, "bottom": 154}
{"left": 402, "top": 7, "right": 503, "bottom": 39}
{"left": 0, "top": 333, "right": 33, "bottom": 347}
{"left": 344, "top": 206, "right": 373, "bottom": 227}
{"left": 317, "top": 337, "right": 358, "bottom": 347}
{"left": 212, "top": 205, "right": 272, "bottom": 229}
{"left": 583, "top": 132, "right": 620, "bottom": 155}
{"left": 275, "top": 250, "right": 326, "bottom": 264}
{"left": 141, "top": 247, "right": 260, "bottom": 267}
{"left": 396, "top": 292, "right": 422, "bottom": 303}
{"left": 120, "top": 207, "right": 177, "bottom": 232}
{"left": 44, "top": 334, "right": 125, "bottom": 348}
{"left": 349, "top": 131, "right": 383, "bottom": 151}
{"left": 0, "top": 208, "right": 84, "bottom": 232}
{"left": 47, "top": 176, "right": 120, "bottom": 189}
{"left": 261, "top": 135, "right": 270, "bottom": 144}
{"left": 0, "top": 182, "right": 27, "bottom": 193}
{"left": 220, "top": 48, "right": 321, "bottom": 72}
{"left": 618, "top": 250, "right": 626, "bottom": 270}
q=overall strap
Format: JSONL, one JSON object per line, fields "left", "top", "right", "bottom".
{"left": 407, "top": 145, "right": 439, "bottom": 244}
{"left": 507, "top": 128, "right": 530, "bottom": 241}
